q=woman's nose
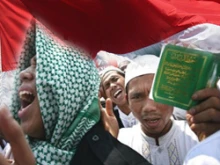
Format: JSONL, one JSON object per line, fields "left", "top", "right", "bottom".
{"left": 19, "top": 67, "right": 34, "bottom": 82}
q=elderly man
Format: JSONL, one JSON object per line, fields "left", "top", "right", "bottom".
{"left": 118, "top": 55, "right": 199, "bottom": 165}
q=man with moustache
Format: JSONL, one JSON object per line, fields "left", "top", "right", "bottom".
{"left": 118, "top": 55, "right": 199, "bottom": 165}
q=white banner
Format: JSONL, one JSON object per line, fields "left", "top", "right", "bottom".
{"left": 0, "top": 38, "right": 16, "bottom": 107}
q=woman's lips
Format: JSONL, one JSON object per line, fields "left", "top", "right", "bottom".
{"left": 18, "top": 89, "right": 36, "bottom": 120}
{"left": 18, "top": 105, "right": 29, "bottom": 120}
{"left": 18, "top": 100, "right": 34, "bottom": 120}
{"left": 19, "top": 90, "right": 35, "bottom": 107}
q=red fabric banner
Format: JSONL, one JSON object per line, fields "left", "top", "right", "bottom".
{"left": 0, "top": 0, "right": 32, "bottom": 71}
{"left": 1, "top": 0, "right": 220, "bottom": 71}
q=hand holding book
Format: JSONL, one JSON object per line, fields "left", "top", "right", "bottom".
{"left": 151, "top": 44, "right": 220, "bottom": 110}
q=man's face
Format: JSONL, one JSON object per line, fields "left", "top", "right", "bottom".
{"left": 127, "top": 74, "right": 173, "bottom": 137}
{"left": 102, "top": 71, "right": 126, "bottom": 106}
{"left": 18, "top": 56, "right": 45, "bottom": 139}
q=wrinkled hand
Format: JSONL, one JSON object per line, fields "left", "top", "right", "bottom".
{"left": 0, "top": 105, "right": 35, "bottom": 165}
{"left": 100, "top": 98, "right": 119, "bottom": 138}
{"left": 186, "top": 88, "right": 220, "bottom": 139}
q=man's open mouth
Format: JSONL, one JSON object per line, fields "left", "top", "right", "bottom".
{"left": 114, "top": 89, "right": 122, "bottom": 98}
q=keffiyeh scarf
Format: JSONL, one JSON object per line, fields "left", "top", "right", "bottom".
{"left": 11, "top": 22, "right": 100, "bottom": 165}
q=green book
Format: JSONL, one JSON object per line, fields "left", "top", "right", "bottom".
{"left": 151, "top": 44, "right": 220, "bottom": 110}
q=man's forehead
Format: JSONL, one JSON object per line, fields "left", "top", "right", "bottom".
{"left": 129, "top": 77, "right": 143, "bottom": 90}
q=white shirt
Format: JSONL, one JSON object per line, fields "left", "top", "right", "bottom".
{"left": 173, "top": 107, "right": 186, "bottom": 120}
{"left": 115, "top": 106, "right": 138, "bottom": 128}
{"left": 118, "top": 120, "right": 199, "bottom": 165}
{"left": 184, "top": 130, "right": 220, "bottom": 165}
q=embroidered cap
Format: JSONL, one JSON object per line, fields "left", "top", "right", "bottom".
{"left": 99, "top": 66, "right": 124, "bottom": 80}
{"left": 125, "top": 55, "right": 159, "bottom": 89}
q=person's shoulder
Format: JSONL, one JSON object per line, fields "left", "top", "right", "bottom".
{"left": 71, "top": 122, "right": 151, "bottom": 165}
{"left": 187, "top": 130, "right": 220, "bottom": 156}
{"left": 118, "top": 124, "right": 141, "bottom": 143}
{"left": 173, "top": 107, "right": 187, "bottom": 120}
{"left": 173, "top": 119, "right": 187, "bottom": 125}
{"left": 173, "top": 120, "right": 192, "bottom": 132}
{"left": 173, "top": 120, "right": 198, "bottom": 140}
{"left": 184, "top": 131, "right": 220, "bottom": 165}
{"left": 172, "top": 119, "right": 188, "bottom": 132}
{"left": 119, "top": 124, "right": 140, "bottom": 136}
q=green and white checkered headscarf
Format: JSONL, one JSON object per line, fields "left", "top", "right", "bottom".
{"left": 11, "top": 22, "right": 100, "bottom": 165}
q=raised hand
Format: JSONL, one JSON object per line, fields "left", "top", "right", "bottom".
{"left": 0, "top": 105, "right": 35, "bottom": 165}
{"left": 100, "top": 98, "right": 119, "bottom": 138}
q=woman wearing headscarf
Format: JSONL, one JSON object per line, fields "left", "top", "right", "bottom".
{"left": 2, "top": 22, "right": 151, "bottom": 165}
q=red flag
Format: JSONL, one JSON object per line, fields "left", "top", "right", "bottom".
{"left": 19, "top": 0, "right": 220, "bottom": 56}
{"left": 0, "top": 0, "right": 32, "bottom": 71}
{"left": 1, "top": 0, "right": 220, "bottom": 71}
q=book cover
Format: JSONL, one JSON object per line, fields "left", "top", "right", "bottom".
{"left": 151, "top": 44, "right": 220, "bottom": 110}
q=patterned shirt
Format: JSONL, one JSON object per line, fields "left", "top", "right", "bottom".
{"left": 118, "top": 120, "right": 199, "bottom": 165}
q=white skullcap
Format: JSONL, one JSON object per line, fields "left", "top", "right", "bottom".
{"left": 125, "top": 55, "right": 160, "bottom": 89}
{"left": 99, "top": 66, "right": 124, "bottom": 80}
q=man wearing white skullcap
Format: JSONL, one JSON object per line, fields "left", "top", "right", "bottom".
{"left": 125, "top": 55, "right": 187, "bottom": 120}
{"left": 124, "top": 55, "right": 159, "bottom": 88}
{"left": 100, "top": 66, "right": 138, "bottom": 128}
{"left": 118, "top": 55, "right": 199, "bottom": 165}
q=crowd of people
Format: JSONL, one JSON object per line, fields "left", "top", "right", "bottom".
{"left": 1, "top": 3, "right": 220, "bottom": 165}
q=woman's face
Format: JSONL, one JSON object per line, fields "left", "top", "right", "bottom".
{"left": 18, "top": 56, "right": 45, "bottom": 139}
